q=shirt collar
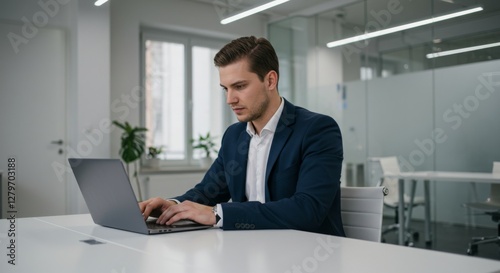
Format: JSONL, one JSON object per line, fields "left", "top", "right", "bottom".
{"left": 246, "top": 97, "right": 284, "bottom": 137}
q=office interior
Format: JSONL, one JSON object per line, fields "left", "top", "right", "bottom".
{"left": 1, "top": 0, "right": 499, "bottom": 258}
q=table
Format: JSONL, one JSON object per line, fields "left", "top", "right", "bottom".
{"left": 384, "top": 171, "right": 500, "bottom": 245}
{"left": 2, "top": 214, "right": 500, "bottom": 272}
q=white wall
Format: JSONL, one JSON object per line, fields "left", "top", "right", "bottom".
{"left": 1, "top": 0, "right": 110, "bottom": 215}
{"left": 68, "top": 0, "right": 111, "bottom": 214}
{"left": 142, "top": 172, "right": 206, "bottom": 199}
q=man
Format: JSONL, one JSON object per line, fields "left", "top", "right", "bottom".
{"left": 139, "top": 36, "right": 345, "bottom": 236}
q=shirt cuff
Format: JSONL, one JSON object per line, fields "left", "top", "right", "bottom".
{"left": 215, "top": 204, "right": 223, "bottom": 228}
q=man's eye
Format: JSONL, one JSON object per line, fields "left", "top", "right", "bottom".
{"left": 235, "top": 84, "right": 245, "bottom": 90}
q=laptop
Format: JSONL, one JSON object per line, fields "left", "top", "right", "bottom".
{"left": 68, "top": 158, "right": 212, "bottom": 234}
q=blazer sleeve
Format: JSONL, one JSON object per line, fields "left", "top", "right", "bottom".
{"left": 171, "top": 129, "right": 235, "bottom": 206}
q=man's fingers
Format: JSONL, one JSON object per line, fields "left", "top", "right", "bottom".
{"left": 157, "top": 202, "right": 192, "bottom": 224}
{"left": 155, "top": 201, "right": 214, "bottom": 226}
{"left": 165, "top": 211, "right": 188, "bottom": 225}
{"left": 157, "top": 203, "right": 180, "bottom": 224}
{"left": 139, "top": 198, "right": 163, "bottom": 219}
{"left": 142, "top": 204, "right": 154, "bottom": 220}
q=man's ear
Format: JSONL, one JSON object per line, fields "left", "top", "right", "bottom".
{"left": 266, "top": 70, "right": 278, "bottom": 90}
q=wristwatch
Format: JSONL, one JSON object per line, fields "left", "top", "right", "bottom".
{"left": 212, "top": 205, "right": 221, "bottom": 226}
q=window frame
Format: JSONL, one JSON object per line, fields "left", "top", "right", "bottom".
{"left": 139, "top": 28, "right": 234, "bottom": 167}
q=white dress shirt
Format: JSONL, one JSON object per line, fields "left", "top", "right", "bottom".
{"left": 216, "top": 98, "right": 285, "bottom": 227}
{"left": 244, "top": 98, "right": 285, "bottom": 203}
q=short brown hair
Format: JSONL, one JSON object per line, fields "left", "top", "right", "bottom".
{"left": 214, "top": 36, "right": 279, "bottom": 82}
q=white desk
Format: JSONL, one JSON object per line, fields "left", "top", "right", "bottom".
{"left": 2, "top": 214, "right": 500, "bottom": 272}
{"left": 384, "top": 171, "right": 500, "bottom": 246}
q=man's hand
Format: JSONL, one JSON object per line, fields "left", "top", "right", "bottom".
{"left": 157, "top": 200, "right": 216, "bottom": 226}
{"left": 139, "top": 197, "right": 176, "bottom": 220}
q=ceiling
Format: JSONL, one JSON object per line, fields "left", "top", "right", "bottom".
{"left": 192, "top": 0, "right": 355, "bottom": 19}
{"left": 191, "top": 0, "right": 500, "bottom": 58}
{"left": 193, "top": 0, "right": 500, "bottom": 25}
{"left": 188, "top": 0, "right": 500, "bottom": 74}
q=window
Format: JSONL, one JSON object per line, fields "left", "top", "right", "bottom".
{"left": 141, "top": 29, "right": 233, "bottom": 165}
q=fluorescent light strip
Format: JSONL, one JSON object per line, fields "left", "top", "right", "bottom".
{"left": 221, "top": 0, "right": 290, "bottom": 25}
{"left": 326, "top": 6, "right": 483, "bottom": 48}
{"left": 426, "top": 41, "right": 500, "bottom": 59}
{"left": 94, "top": 0, "right": 108, "bottom": 6}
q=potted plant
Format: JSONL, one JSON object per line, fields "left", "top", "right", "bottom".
{"left": 146, "top": 146, "right": 163, "bottom": 169}
{"left": 112, "top": 120, "right": 147, "bottom": 201}
{"left": 191, "top": 132, "right": 218, "bottom": 168}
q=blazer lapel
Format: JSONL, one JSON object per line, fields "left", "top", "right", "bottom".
{"left": 231, "top": 129, "right": 251, "bottom": 202}
{"left": 264, "top": 100, "right": 296, "bottom": 201}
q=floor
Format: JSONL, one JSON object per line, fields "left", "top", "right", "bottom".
{"left": 381, "top": 216, "right": 500, "bottom": 260}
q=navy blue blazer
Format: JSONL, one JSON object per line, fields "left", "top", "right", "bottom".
{"left": 174, "top": 99, "right": 345, "bottom": 236}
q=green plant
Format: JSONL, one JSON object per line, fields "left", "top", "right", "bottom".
{"left": 113, "top": 121, "right": 147, "bottom": 163}
{"left": 147, "top": 146, "right": 163, "bottom": 159}
{"left": 112, "top": 120, "right": 147, "bottom": 200}
{"left": 192, "top": 132, "right": 218, "bottom": 158}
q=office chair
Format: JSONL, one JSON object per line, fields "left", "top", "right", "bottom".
{"left": 341, "top": 186, "right": 388, "bottom": 242}
{"left": 375, "top": 157, "right": 425, "bottom": 246}
{"left": 466, "top": 162, "right": 500, "bottom": 256}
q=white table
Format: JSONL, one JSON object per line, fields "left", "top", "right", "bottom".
{"left": 2, "top": 214, "right": 500, "bottom": 272}
{"left": 384, "top": 171, "right": 500, "bottom": 245}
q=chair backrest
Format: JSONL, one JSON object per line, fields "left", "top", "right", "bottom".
{"left": 487, "top": 162, "right": 500, "bottom": 204}
{"left": 376, "top": 157, "right": 401, "bottom": 205}
{"left": 341, "top": 186, "right": 387, "bottom": 242}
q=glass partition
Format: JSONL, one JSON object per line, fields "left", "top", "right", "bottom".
{"left": 268, "top": 0, "right": 500, "bottom": 227}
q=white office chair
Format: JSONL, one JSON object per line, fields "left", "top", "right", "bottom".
{"left": 341, "top": 186, "right": 388, "bottom": 242}
{"left": 466, "top": 162, "right": 500, "bottom": 256}
{"left": 376, "top": 156, "right": 425, "bottom": 246}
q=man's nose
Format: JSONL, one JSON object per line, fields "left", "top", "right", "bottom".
{"left": 226, "top": 89, "right": 237, "bottom": 105}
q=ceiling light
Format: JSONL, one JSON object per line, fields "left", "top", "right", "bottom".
{"left": 326, "top": 6, "right": 482, "bottom": 48}
{"left": 426, "top": 41, "right": 500, "bottom": 59}
{"left": 94, "top": 0, "right": 108, "bottom": 6}
{"left": 220, "top": 0, "right": 290, "bottom": 25}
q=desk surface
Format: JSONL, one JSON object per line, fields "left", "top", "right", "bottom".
{"left": 2, "top": 215, "right": 500, "bottom": 272}
{"left": 384, "top": 171, "right": 500, "bottom": 183}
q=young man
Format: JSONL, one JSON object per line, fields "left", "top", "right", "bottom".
{"left": 139, "top": 36, "right": 345, "bottom": 236}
